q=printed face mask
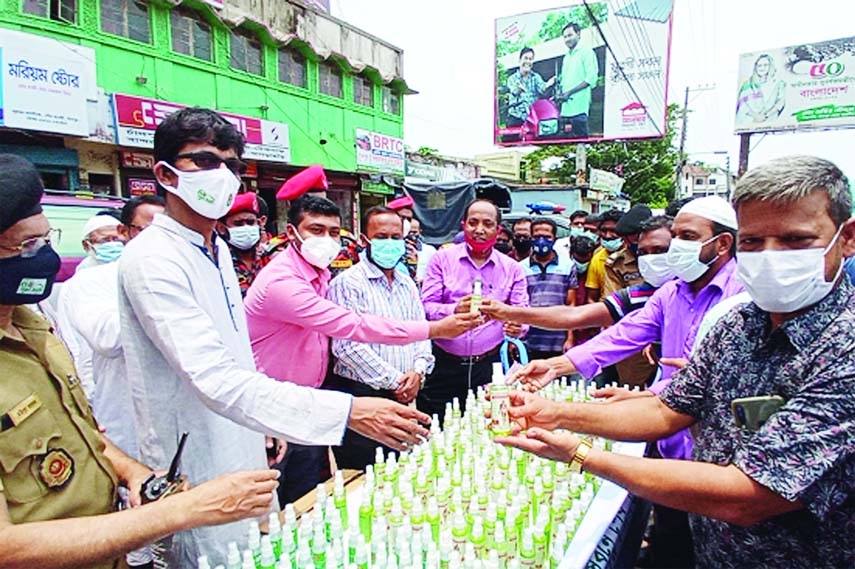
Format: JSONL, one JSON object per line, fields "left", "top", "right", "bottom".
{"left": 532, "top": 236, "right": 555, "bottom": 257}
{"left": 0, "top": 244, "right": 61, "bottom": 305}
{"left": 157, "top": 162, "right": 241, "bottom": 219}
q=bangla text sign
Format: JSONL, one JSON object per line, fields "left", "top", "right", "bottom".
{"left": 735, "top": 36, "right": 855, "bottom": 134}
{"left": 112, "top": 94, "right": 291, "bottom": 162}
{"left": 494, "top": 1, "right": 673, "bottom": 146}
{"left": 355, "top": 129, "right": 405, "bottom": 174}
{"left": 0, "top": 29, "right": 94, "bottom": 136}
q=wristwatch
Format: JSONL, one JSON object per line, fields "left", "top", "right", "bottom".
{"left": 569, "top": 439, "right": 593, "bottom": 473}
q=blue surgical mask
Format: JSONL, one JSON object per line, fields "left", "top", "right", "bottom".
{"left": 532, "top": 236, "right": 555, "bottom": 257}
{"left": 369, "top": 238, "right": 406, "bottom": 270}
{"left": 93, "top": 241, "right": 124, "bottom": 264}
{"left": 602, "top": 237, "right": 623, "bottom": 253}
{"left": 574, "top": 259, "right": 590, "bottom": 273}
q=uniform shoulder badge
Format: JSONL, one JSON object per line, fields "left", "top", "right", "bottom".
{"left": 39, "top": 449, "right": 74, "bottom": 489}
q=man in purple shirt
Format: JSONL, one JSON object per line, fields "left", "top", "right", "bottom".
{"left": 514, "top": 196, "right": 743, "bottom": 392}
{"left": 420, "top": 199, "right": 530, "bottom": 421}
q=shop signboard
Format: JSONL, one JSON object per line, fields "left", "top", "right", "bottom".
{"left": 355, "top": 129, "right": 405, "bottom": 175}
{"left": 128, "top": 178, "right": 157, "bottom": 196}
{"left": 589, "top": 167, "right": 625, "bottom": 196}
{"left": 0, "top": 29, "right": 94, "bottom": 136}
{"left": 112, "top": 94, "right": 291, "bottom": 162}
{"left": 494, "top": 1, "right": 674, "bottom": 146}
{"left": 735, "top": 36, "right": 855, "bottom": 134}
{"left": 120, "top": 150, "right": 155, "bottom": 170}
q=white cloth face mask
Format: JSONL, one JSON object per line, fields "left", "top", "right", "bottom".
{"left": 157, "top": 162, "right": 241, "bottom": 220}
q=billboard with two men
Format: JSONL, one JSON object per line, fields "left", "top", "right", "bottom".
{"left": 735, "top": 36, "right": 855, "bottom": 134}
{"left": 494, "top": 0, "right": 674, "bottom": 146}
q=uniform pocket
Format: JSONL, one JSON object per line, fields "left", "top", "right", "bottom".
{"left": 0, "top": 407, "right": 62, "bottom": 503}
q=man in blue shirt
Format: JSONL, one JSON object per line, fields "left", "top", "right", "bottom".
{"left": 521, "top": 218, "right": 578, "bottom": 359}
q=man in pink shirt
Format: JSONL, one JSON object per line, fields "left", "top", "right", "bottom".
{"left": 245, "top": 194, "right": 477, "bottom": 502}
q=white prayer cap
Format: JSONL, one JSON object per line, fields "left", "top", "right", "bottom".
{"left": 81, "top": 214, "right": 120, "bottom": 239}
{"left": 677, "top": 196, "right": 738, "bottom": 230}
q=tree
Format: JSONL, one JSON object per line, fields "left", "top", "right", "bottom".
{"left": 521, "top": 103, "right": 681, "bottom": 208}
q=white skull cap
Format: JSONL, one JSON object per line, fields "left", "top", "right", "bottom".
{"left": 677, "top": 196, "right": 738, "bottom": 230}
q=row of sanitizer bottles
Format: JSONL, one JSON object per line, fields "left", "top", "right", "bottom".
{"left": 200, "top": 376, "right": 611, "bottom": 569}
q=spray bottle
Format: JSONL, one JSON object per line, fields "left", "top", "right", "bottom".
{"left": 489, "top": 362, "right": 512, "bottom": 436}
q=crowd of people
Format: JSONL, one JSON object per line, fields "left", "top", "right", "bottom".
{"left": 0, "top": 105, "right": 853, "bottom": 569}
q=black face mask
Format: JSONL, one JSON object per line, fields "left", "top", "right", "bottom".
{"left": 495, "top": 241, "right": 512, "bottom": 254}
{"left": 512, "top": 236, "right": 532, "bottom": 254}
{"left": 0, "top": 244, "right": 61, "bottom": 305}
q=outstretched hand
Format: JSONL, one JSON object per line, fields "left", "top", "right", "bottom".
{"left": 494, "top": 428, "right": 581, "bottom": 464}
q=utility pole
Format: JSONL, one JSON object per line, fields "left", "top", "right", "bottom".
{"left": 725, "top": 154, "right": 732, "bottom": 199}
{"left": 674, "top": 84, "right": 715, "bottom": 197}
{"left": 738, "top": 133, "right": 751, "bottom": 176}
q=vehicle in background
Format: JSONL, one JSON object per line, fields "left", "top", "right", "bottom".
{"left": 502, "top": 210, "right": 572, "bottom": 239}
{"left": 41, "top": 191, "right": 126, "bottom": 282}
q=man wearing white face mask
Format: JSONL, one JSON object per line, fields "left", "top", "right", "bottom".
{"left": 116, "top": 108, "right": 452, "bottom": 567}
{"left": 245, "top": 193, "right": 479, "bottom": 503}
{"left": 495, "top": 155, "right": 855, "bottom": 568}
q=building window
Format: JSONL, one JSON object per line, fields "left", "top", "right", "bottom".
{"left": 101, "top": 0, "right": 150, "bottom": 43}
{"left": 278, "top": 48, "right": 307, "bottom": 88}
{"left": 694, "top": 178, "right": 705, "bottom": 185}
{"left": 23, "top": 0, "right": 76, "bottom": 22}
{"left": 353, "top": 75, "right": 374, "bottom": 107}
{"left": 319, "top": 61, "right": 342, "bottom": 98}
{"left": 170, "top": 7, "right": 212, "bottom": 61}
{"left": 382, "top": 86, "right": 400, "bottom": 114}
{"left": 708, "top": 178, "right": 717, "bottom": 185}
{"left": 230, "top": 29, "right": 263, "bottom": 75}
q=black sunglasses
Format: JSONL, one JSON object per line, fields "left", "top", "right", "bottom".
{"left": 174, "top": 151, "right": 247, "bottom": 176}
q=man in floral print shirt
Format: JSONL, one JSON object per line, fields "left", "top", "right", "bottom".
{"left": 498, "top": 155, "right": 855, "bottom": 567}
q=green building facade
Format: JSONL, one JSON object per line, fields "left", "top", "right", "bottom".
{"left": 0, "top": 0, "right": 410, "bottom": 230}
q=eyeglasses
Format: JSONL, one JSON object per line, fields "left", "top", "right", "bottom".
{"left": 174, "top": 151, "right": 248, "bottom": 176}
{"left": 86, "top": 234, "right": 123, "bottom": 245}
{"left": 0, "top": 228, "right": 61, "bottom": 258}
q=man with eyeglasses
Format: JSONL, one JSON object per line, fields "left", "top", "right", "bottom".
{"left": 0, "top": 153, "right": 281, "bottom": 569}
{"left": 117, "top": 107, "right": 463, "bottom": 566}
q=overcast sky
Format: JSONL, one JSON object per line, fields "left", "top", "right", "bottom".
{"left": 333, "top": 0, "right": 855, "bottom": 179}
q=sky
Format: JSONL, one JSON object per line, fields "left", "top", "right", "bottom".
{"left": 332, "top": 0, "right": 855, "bottom": 180}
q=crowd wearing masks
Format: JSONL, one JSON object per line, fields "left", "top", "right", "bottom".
{"left": 1, "top": 105, "right": 853, "bottom": 569}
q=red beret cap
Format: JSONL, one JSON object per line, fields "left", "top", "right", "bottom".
{"left": 387, "top": 195, "right": 414, "bottom": 210}
{"left": 227, "top": 192, "right": 259, "bottom": 216}
{"left": 276, "top": 165, "right": 328, "bottom": 200}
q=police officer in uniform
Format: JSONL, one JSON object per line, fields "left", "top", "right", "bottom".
{"left": 0, "top": 154, "right": 280, "bottom": 568}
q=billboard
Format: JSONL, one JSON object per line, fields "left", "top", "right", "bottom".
{"left": 112, "top": 94, "right": 291, "bottom": 162}
{"left": 355, "top": 129, "right": 405, "bottom": 174}
{"left": 735, "top": 36, "right": 855, "bottom": 134}
{"left": 494, "top": 0, "right": 673, "bottom": 146}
